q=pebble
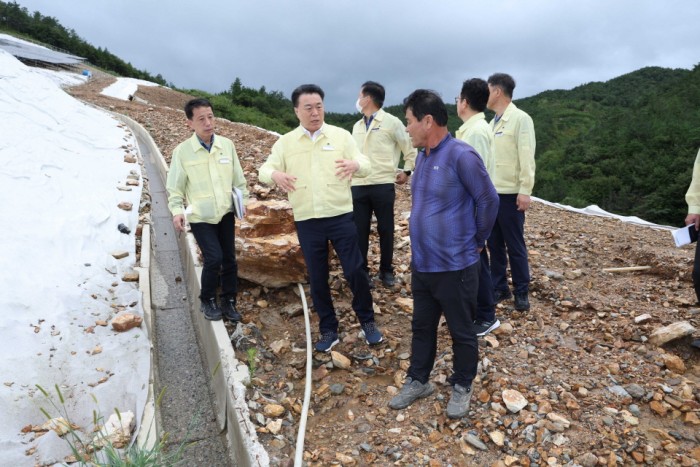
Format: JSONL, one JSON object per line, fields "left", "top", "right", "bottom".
{"left": 576, "top": 452, "right": 598, "bottom": 467}
{"left": 459, "top": 438, "right": 476, "bottom": 455}
{"left": 649, "top": 321, "right": 696, "bottom": 346}
{"left": 490, "top": 402, "right": 507, "bottom": 415}
{"left": 620, "top": 410, "right": 639, "bottom": 426}
{"left": 484, "top": 335, "right": 499, "bottom": 347}
{"left": 463, "top": 432, "right": 488, "bottom": 451}
{"left": 650, "top": 400, "right": 668, "bottom": 416}
{"left": 356, "top": 423, "right": 372, "bottom": 433}
{"left": 489, "top": 430, "right": 505, "bottom": 446}
{"left": 331, "top": 351, "right": 351, "bottom": 369}
{"left": 634, "top": 313, "right": 652, "bottom": 323}
{"left": 502, "top": 389, "right": 528, "bottom": 413}
{"left": 263, "top": 404, "right": 285, "bottom": 418}
{"left": 628, "top": 404, "right": 641, "bottom": 416}
{"left": 494, "top": 322, "right": 514, "bottom": 335}
{"left": 544, "top": 270, "right": 565, "bottom": 281}
{"left": 552, "top": 433, "right": 569, "bottom": 446}
{"left": 607, "top": 385, "right": 630, "bottom": 398}
{"left": 312, "top": 365, "right": 328, "bottom": 381}
{"left": 330, "top": 383, "right": 345, "bottom": 395}
{"left": 266, "top": 419, "right": 282, "bottom": 434}
{"left": 663, "top": 354, "right": 686, "bottom": 373}
{"left": 335, "top": 452, "right": 355, "bottom": 465}
{"left": 624, "top": 383, "right": 645, "bottom": 399}
{"left": 547, "top": 412, "right": 571, "bottom": 429}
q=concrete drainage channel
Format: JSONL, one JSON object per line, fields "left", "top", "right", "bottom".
{"left": 118, "top": 113, "right": 269, "bottom": 466}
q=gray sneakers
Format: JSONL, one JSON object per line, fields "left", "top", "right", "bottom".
{"left": 388, "top": 377, "right": 434, "bottom": 410}
{"left": 446, "top": 384, "right": 472, "bottom": 419}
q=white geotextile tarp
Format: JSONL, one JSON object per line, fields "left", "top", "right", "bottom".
{"left": 0, "top": 49, "right": 149, "bottom": 466}
{"left": 101, "top": 77, "right": 159, "bottom": 100}
{"left": 533, "top": 197, "right": 674, "bottom": 231}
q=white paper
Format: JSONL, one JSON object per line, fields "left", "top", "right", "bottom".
{"left": 672, "top": 225, "right": 692, "bottom": 247}
{"left": 232, "top": 186, "right": 245, "bottom": 219}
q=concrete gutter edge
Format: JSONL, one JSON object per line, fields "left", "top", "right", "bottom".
{"left": 135, "top": 222, "right": 158, "bottom": 451}
{"left": 114, "top": 112, "right": 269, "bottom": 466}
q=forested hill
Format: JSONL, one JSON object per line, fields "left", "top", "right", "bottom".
{"left": 0, "top": 1, "right": 168, "bottom": 85}
{"left": 518, "top": 65, "right": 700, "bottom": 226}
{"left": 360, "top": 66, "right": 700, "bottom": 227}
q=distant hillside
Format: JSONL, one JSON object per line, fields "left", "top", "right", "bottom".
{"left": 0, "top": 0, "right": 167, "bottom": 85}
{"left": 519, "top": 65, "right": 700, "bottom": 226}
{"left": 331, "top": 66, "right": 700, "bottom": 226}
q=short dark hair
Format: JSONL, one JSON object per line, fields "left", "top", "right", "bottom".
{"left": 403, "top": 89, "right": 448, "bottom": 127}
{"left": 184, "top": 98, "right": 212, "bottom": 119}
{"left": 487, "top": 73, "right": 516, "bottom": 99}
{"left": 460, "top": 78, "right": 490, "bottom": 112}
{"left": 291, "top": 84, "right": 325, "bottom": 107}
{"left": 361, "top": 81, "right": 385, "bottom": 108}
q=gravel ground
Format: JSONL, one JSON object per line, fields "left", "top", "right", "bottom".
{"left": 70, "top": 76, "right": 700, "bottom": 467}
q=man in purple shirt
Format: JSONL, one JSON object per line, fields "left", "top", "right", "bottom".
{"left": 388, "top": 90, "right": 498, "bottom": 419}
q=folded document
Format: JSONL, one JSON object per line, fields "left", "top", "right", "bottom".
{"left": 232, "top": 186, "right": 245, "bottom": 219}
{"left": 672, "top": 224, "right": 699, "bottom": 247}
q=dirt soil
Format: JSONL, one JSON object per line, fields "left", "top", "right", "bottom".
{"left": 69, "top": 76, "right": 700, "bottom": 467}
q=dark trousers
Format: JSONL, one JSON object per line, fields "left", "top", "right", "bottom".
{"left": 489, "top": 194, "right": 530, "bottom": 294}
{"left": 189, "top": 212, "right": 238, "bottom": 301}
{"left": 476, "top": 248, "right": 496, "bottom": 322}
{"left": 351, "top": 183, "right": 396, "bottom": 273}
{"left": 407, "top": 264, "right": 479, "bottom": 387}
{"left": 295, "top": 213, "right": 374, "bottom": 334}
{"left": 693, "top": 240, "right": 700, "bottom": 303}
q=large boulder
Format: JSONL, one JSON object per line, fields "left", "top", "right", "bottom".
{"left": 235, "top": 200, "right": 307, "bottom": 288}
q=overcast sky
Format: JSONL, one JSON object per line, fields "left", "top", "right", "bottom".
{"left": 14, "top": 0, "right": 700, "bottom": 112}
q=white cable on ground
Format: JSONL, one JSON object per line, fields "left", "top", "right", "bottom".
{"left": 294, "top": 283, "right": 313, "bottom": 467}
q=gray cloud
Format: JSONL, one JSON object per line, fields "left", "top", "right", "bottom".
{"left": 15, "top": 0, "right": 700, "bottom": 111}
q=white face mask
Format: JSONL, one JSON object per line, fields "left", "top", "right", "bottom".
{"left": 355, "top": 98, "right": 364, "bottom": 113}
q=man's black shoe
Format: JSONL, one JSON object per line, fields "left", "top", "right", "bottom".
{"left": 494, "top": 289, "right": 512, "bottom": 303}
{"left": 474, "top": 318, "right": 501, "bottom": 337}
{"left": 201, "top": 298, "right": 222, "bottom": 321}
{"left": 514, "top": 292, "right": 530, "bottom": 311}
{"left": 222, "top": 297, "right": 242, "bottom": 322}
{"left": 378, "top": 271, "right": 395, "bottom": 288}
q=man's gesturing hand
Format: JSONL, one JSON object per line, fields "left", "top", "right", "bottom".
{"left": 271, "top": 170, "right": 297, "bottom": 193}
{"left": 335, "top": 159, "right": 359, "bottom": 180}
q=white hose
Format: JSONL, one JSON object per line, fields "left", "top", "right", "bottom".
{"left": 294, "top": 283, "right": 313, "bottom": 467}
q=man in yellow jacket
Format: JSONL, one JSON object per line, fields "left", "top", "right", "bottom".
{"left": 259, "top": 84, "right": 383, "bottom": 352}
{"left": 456, "top": 78, "right": 499, "bottom": 336}
{"left": 685, "top": 148, "right": 700, "bottom": 303}
{"left": 486, "top": 73, "right": 536, "bottom": 312}
{"left": 166, "top": 98, "right": 249, "bottom": 322}
{"left": 352, "top": 81, "right": 416, "bottom": 287}
{"left": 684, "top": 148, "right": 700, "bottom": 350}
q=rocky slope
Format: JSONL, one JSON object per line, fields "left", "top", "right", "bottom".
{"left": 70, "top": 77, "right": 700, "bottom": 467}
